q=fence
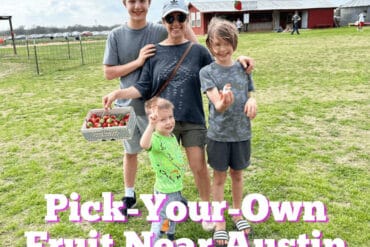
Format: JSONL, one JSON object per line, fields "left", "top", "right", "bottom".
{"left": 0, "top": 36, "right": 106, "bottom": 75}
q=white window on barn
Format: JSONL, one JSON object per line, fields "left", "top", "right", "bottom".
{"left": 191, "top": 12, "right": 201, "bottom": 27}
{"left": 196, "top": 12, "right": 201, "bottom": 27}
{"left": 191, "top": 12, "right": 196, "bottom": 27}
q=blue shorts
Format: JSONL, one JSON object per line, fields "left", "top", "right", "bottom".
{"left": 150, "top": 191, "right": 185, "bottom": 242}
{"left": 206, "top": 139, "right": 251, "bottom": 172}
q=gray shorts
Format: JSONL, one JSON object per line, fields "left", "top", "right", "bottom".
{"left": 206, "top": 139, "right": 251, "bottom": 172}
{"left": 122, "top": 115, "right": 148, "bottom": 154}
{"left": 173, "top": 121, "right": 207, "bottom": 148}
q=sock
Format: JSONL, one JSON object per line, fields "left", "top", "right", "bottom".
{"left": 125, "top": 187, "right": 135, "bottom": 198}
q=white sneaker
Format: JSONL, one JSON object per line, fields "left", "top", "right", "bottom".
{"left": 202, "top": 221, "right": 216, "bottom": 231}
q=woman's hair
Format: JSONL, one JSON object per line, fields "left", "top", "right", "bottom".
{"left": 145, "top": 97, "right": 174, "bottom": 115}
{"left": 206, "top": 17, "right": 238, "bottom": 52}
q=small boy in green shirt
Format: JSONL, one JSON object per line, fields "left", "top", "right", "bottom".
{"left": 140, "top": 97, "right": 186, "bottom": 243}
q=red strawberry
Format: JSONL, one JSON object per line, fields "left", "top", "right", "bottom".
{"left": 234, "top": 1, "right": 242, "bottom": 10}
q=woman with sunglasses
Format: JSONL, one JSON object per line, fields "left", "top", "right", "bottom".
{"left": 103, "top": 0, "right": 254, "bottom": 237}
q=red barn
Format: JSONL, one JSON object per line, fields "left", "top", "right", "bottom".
{"left": 189, "top": 0, "right": 336, "bottom": 35}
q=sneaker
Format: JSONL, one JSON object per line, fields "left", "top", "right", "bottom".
{"left": 202, "top": 221, "right": 216, "bottom": 232}
{"left": 121, "top": 192, "right": 137, "bottom": 216}
{"left": 161, "top": 219, "right": 170, "bottom": 233}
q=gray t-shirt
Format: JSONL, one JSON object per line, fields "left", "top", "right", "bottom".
{"left": 292, "top": 14, "right": 301, "bottom": 24}
{"left": 200, "top": 61, "right": 254, "bottom": 142}
{"left": 103, "top": 22, "right": 167, "bottom": 115}
{"left": 134, "top": 41, "right": 213, "bottom": 125}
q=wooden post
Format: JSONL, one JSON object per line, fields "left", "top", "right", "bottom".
{"left": 8, "top": 16, "right": 17, "bottom": 55}
{"left": 0, "top": 16, "right": 17, "bottom": 55}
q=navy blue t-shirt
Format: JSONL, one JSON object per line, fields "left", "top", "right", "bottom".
{"left": 135, "top": 41, "right": 213, "bottom": 125}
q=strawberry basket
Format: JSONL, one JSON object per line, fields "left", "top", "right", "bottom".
{"left": 81, "top": 107, "right": 136, "bottom": 141}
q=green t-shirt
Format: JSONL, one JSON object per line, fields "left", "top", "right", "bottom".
{"left": 148, "top": 131, "right": 185, "bottom": 193}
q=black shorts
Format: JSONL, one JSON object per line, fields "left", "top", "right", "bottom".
{"left": 206, "top": 139, "right": 251, "bottom": 172}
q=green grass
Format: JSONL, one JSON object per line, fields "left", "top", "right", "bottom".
{"left": 0, "top": 38, "right": 105, "bottom": 74}
{"left": 1, "top": 27, "right": 369, "bottom": 246}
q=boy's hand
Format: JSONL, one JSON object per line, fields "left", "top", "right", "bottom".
{"left": 244, "top": 97, "right": 257, "bottom": 119}
{"left": 137, "top": 44, "right": 156, "bottom": 67}
{"left": 237, "top": 56, "right": 255, "bottom": 74}
{"left": 218, "top": 84, "right": 234, "bottom": 111}
{"left": 148, "top": 111, "right": 158, "bottom": 127}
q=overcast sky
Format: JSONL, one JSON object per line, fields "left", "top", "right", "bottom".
{"left": 0, "top": 0, "right": 227, "bottom": 31}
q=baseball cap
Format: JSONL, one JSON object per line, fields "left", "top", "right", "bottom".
{"left": 162, "top": 0, "right": 189, "bottom": 18}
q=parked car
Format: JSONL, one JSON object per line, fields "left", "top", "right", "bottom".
{"left": 81, "top": 31, "right": 93, "bottom": 37}
{"left": 53, "top": 33, "right": 64, "bottom": 38}
{"left": 15, "top": 35, "right": 26, "bottom": 40}
{"left": 63, "top": 32, "right": 71, "bottom": 39}
{"left": 71, "top": 31, "right": 81, "bottom": 40}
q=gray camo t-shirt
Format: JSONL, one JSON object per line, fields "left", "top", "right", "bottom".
{"left": 200, "top": 61, "right": 254, "bottom": 142}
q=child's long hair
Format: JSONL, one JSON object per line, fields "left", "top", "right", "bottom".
{"left": 206, "top": 17, "right": 238, "bottom": 53}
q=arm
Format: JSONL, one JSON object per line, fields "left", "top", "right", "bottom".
{"left": 236, "top": 56, "right": 255, "bottom": 74}
{"left": 102, "top": 86, "right": 142, "bottom": 110}
{"left": 244, "top": 91, "right": 257, "bottom": 119}
{"left": 140, "top": 114, "right": 157, "bottom": 150}
{"left": 103, "top": 44, "right": 157, "bottom": 80}
{"left": 206, "top": 86, "right": 234, "bottom": 113}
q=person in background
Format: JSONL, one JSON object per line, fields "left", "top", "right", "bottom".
{"left": 358, "top": 10, "right": 367, "bottom": 31}
{"left": 102, "top": 0, "right": 197, "bottom": 216}
{"left": 140, "top": 97, "right": 186, "bottom": 243}
{"left": 291, "top": 11, "right": 301, "bottom": 35}
{"left": 200, "top": 17, "right": 257, "bottom": 246}
{"left": 236, "top": 18, "right": 243, "bottom": 33}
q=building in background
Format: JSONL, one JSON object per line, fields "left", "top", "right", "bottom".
{"left": 336, "top": 0, "right": 370, "bottom": 26}
{"left": 189, "top": 0, "right": 339, "bottom": 35}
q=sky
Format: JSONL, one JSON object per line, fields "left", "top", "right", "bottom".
{"left": 0, "top": 0, "right": 227, "bottom": 32}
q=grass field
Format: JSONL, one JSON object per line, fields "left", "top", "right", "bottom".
{"left": 0, "top": 27, "right": 369, "bottom": 246}
{"left": 0, "top": 38, "right": 106, "bottom": 75}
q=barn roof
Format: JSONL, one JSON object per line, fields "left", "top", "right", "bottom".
{"left": 330, "top": 0, "right": 350, "bottom": 5}
{"left": 189, "top": 0, "right": 337, "bottom": 12}
{"left": 340, "top": 0, "right": 370, "bottom": 7}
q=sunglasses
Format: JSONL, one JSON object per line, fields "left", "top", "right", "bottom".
{"left": 164, "top": 13, "right": 187, "bottom": 24}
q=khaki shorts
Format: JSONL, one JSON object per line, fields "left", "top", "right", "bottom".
{"left": 173, "top": 121, "right": 207, "bottom": 148}
{"left": 123, "top": 115, "right": 148, "bottom": 154}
